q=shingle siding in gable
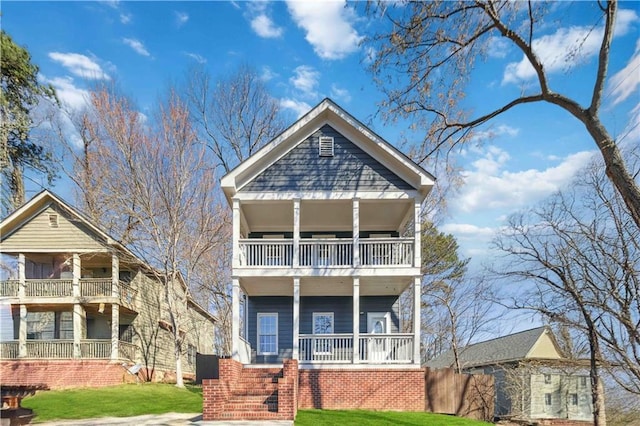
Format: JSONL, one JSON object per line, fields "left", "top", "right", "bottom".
{"left": 241, "top": 125, "right": 414, "bottom": 192}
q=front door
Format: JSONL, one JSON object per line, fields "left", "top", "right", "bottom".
{"left": 367, "top": 313, "right": 389, "bottom": 362}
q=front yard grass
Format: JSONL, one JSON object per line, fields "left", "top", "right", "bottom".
{"left": 295, "top": 409, "right": 492, "bottom": 425}
{"left": 21, "top": 383, "right": 202, "bottom": 423}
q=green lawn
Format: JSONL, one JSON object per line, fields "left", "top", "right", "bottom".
{"left": 295, "top": 410, "right": 492, "bottom": 425}
{"left": 22, "top": 385, "right": 491, "bottom": 425}
{"left": 21, "top": 383, "right": 203, "bottom": 423}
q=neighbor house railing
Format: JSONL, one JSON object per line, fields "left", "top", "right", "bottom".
{"left": 0, "top": 339, "right": 137, "bottom": 359}
{"left": 0, "top": 280, "right": 19, "bottom": 297}
{"left": 238, "top": 238, "right": 415, "bottom": 268}
{"left": 25, "top": 279, "right": 73, "bottom": 297}
{"left": 80, "top": 278, "right": 112, "bottom": 296}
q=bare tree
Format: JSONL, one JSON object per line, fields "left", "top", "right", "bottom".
{"left": 366, "top": 0, "right": 640, "bottom": 230}
{"left": 492, "top": 152, "right": 640, "bottom": 424}
{"left": 186, "top": 63, "right": 285, "bottom": 174}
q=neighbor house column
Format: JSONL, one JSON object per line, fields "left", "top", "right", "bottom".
{"left": 72, "top": 253, "right": 82, "bottom": 357}
{"left": 352, "top": 198, "right": 360, "bottom": 267}
{"left": 232, "top": 199, "right": 241, "bottom": 268}
{"left": 293, "top": 277, "right": 300, "bottom": 360}
{"left": 110, "top": 253, "right": 120, "bottom": 360}
{"left": 232, "top": 277, "right": 240, "bottom": 361}
{"left": 352, "top": 276, "right": 360, "bottom": 363}
{"left": 18, "top": 254, "right": 27, "bottom": 357}
{"left": 293, "top": 199, "right": 300, "bottom": 268}
{"left": 413, "top": 276, "right": 421, "bottom": 365}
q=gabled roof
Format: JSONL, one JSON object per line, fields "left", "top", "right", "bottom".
{"left": 221, "top": 98, "right": 435, "bottom": 202}
{"left": 426, "top": 326, "right": 565, "bottom": 369}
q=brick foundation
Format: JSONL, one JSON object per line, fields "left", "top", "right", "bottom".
{"left": 0, "top": 360, "right": 136, "bottom": 389}
{"left": 298, "top": 367, "right": 425, "bottom": 411}
{"left": 535, "top": 420, "right": 594, "bottom": 426}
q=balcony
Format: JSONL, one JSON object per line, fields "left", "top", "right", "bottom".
{"left": 238, "top": 237, "right": 415, "bottom": 268}
{"left": 298, "top": 333, "right": 414, "bottom": 364}
{"left": 0, "top": 278, "right": 137, "bottom": 308}
{"left": 0, "top": 340, "right": 138, "bottom": 360}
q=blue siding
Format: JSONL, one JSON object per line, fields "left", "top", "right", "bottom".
{"left": 248, "top": 294, "right": 400, "bottom": 364}
{"left": 241, "top": 125, "right": 414, "bottom": 192}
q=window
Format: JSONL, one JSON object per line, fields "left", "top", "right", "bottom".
{"left": 48, "top": 213, "right": 59, "bottom": 228}
{"left": 570, "top": 393, "right": 578, "bottom": 406}
{"left": 544, "top": 374, "right": 552, "bottom": 384}
{"left": 257, "top": 313, "right": 278, "bottom": 355}
{"left": 58, "top": 311, "right": 73, "bottom": 339}
{"left": 580, "top": 376, "right": 587, "bottom": 387}
{"left": 186, "top": 344, "right": 197, "bottom": 365}
{"left": 545, "top": 393, "right": 552, "bottom": 406}
{"left": 27, "top": 312, "right": 54, "bottom": 340}
{"left": 313, "top": 312, "right": 334, "bottom": 354}
{"left": 318, "top": 136, "right": 334, "bottom": 157}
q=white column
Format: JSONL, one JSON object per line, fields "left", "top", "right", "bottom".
{"left": 293, "top": 199, "right": 300, "bottom": 268}
{"left": 111, "top": 304, "right": 119, "bottom": 360}
{"left": 293, "top": 277, "right": 300, "bottom": 360}
{"left": 18, "top": 304, "right": 27, "bottom": 358}
{"left": 72, "top": 253, "right": 81, "bottom": 297}
{"left": 352, "top": 277, "right": 360, "bottom": 363}
{"left": 232, "top": 277, "right": 240, "bottom": 361}
{"left": 413, "top": 276, "right": 421, "bottom": 365}
{"left": 73, "top": 303, "right": 85, "bottom": 358}
{"left": 232, "top": 199, "right": 241, "bottom": 269}
{"left": 18, "top": 254, "right": 26, "bottom": 357}
{"left": 111, "top": 253, "right": 119, "bottom": 298}
{"left": 414, "top": 199, "right": 421, "bottom": 268}
{"left": 353, "top": 198, "right": 360, "bottom": 267}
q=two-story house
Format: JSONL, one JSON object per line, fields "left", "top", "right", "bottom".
{"left": 0, "top": 190, "right": 216, "bottom": 388}
{"left": 203, "top": 99, "right": 435, "bottom": 421}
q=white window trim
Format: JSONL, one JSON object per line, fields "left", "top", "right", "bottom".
{"left": 312, "top": 312, "right": 334, "bottom": 355}
{"left": 312, "top": 312, "right": 334, "bottom": 334}
{"left": 367, "top": 312, "right": 391, "bottom": 334}
{"left": 257, "top": 313, "right": 278, "bottom": 356}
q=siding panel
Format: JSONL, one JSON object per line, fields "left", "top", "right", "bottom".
{"left": 241, "top": 125, "right": 414, "bottom": 192}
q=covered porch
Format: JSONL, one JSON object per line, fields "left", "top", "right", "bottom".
{"left": 233, "top": 275, "right": 421, "bottom": 365}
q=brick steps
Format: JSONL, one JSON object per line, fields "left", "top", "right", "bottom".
{"left": 221, "top": 366, "right": 284, "bottom": 418}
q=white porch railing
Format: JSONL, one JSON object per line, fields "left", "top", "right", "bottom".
{"left": 238, "top": 238, "right": 415, "bottom": 268}
{"left": 299, "top": 239, "right": 353, "bottom": 267}
{"left": 80, "top": 278, "right": 112, "bottom": 296}
{"left": 0, "top": 340, "right": 137, "bottom": 359}
{"left": 25, "top": 279, "right": 73, "bottom": 297}
{"left": 299, "top": 334, "right": 354, "bottom": 363}
{"left": 358, "top": 333, "right": 414, "bottom": 363}
{"left": 0, "top": 280, "right": 19, "bottom": 297}
{"left": 239, "top": 239, "right": 293, "bottom": 267}
{"left": 360, "top": 238, "right": 414, "bottom": 266}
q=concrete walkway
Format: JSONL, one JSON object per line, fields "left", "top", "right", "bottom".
{"left": 39, "top": 413, "right": 293, "bottom": 426}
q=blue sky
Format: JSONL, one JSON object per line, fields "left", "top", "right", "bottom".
{"left": 3, "top": 1, "right": 639, "bottom": 267}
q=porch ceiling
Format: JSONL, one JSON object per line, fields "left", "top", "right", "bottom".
{"left": 240, "top": 199, "right": 413, "bottom": 234}
{"left": 240, "top": 276, "right": 412, "bottom": 297}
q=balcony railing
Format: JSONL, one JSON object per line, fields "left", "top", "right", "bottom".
{"left": 0, "top": 278, "right": 136, "bottom": 306}
{"left": 298, "top": 333, "right": 414, "bottom": 364}
{"left": 0, "top": 339, "right": 137, "bottom": 360}
{"left": 238, "top": 238, "right": 415, "bottom": 268}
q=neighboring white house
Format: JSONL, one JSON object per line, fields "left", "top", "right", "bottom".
{"left": 427, "top": 326, "right": 595, "bottom": 422}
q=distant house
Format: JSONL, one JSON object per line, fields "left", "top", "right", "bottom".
{"left": 0, "top": 190, "right": 216, "bottom": 388}
{"left": 427, "top": 326, "right": 594, "bottom": 423}
{"left": 203, "top": 98, "right": 435, "bottom": 421}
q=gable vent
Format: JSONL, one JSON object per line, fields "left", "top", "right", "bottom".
{"left": 318, "top": 136, "right": 334, "bottom": 157}
{"left": 48, "top": 213, "right": 59, "bottom": 228}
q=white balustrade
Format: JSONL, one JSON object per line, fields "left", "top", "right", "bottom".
{"left": 299, "top": 239, "right": 353, "bottom": 267}
{"left": 80, "top": 339, "right": 112, "bottom": 358}
{"left": 0, "top": 280, "right": 19, "bottom": 297}
{"left": 0, "top": 341, "right": 19, "bottom": 358}
{"left": 358, "top": 333, "right": 414, "bottom": 363}
{"left": 299, "top": 334, "right": 354, "bottom": 362}
{"left": 360, "top": 238, "right": 414, "bottom": 266}
{"left": 239, "top": 239, "right": 293, "bottom": 267}
{"left": 26, "top": 340, "right": 74, "bottom": 358}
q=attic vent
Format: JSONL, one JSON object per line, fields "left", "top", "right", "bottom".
{"left": 48, "top": 213, "right": 59, "bottom": 228}
{"left": 319, "top": 136, "right": 334, "bottom": 157}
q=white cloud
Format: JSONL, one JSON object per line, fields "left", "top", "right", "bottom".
{"left": 120, "top": 13, "right": 132, "bottom": 24}
{"left": 330, "top": 84, "right": 351, "bottom": 103}
{"left": 621, "top": 103, "right": 640, "bottom": 145}
{"left": 441, "top": 223, "right": 496, "bottom": 238}
{"left": 122, "top": 38, "right": 151, "bottom": 57}
{"left": 175, "top": 11, "right": 189, "bottom": 27}
{"left": 607, "top": 38, "right": 640, "bottom": 106}
{"left": 184, "top": 52, "right": 207, "bottom": 64}
{"left": 290, "top": 65, "right": 320, "bottom": 98}
{"left": 286, "top": 0, "right": 363, "bottom": 60}
{"left": 260, "top": 66, "right": 278, "bottom": 82}
{"left": 454, "top": 146, "right": 594, "bottom": 213}
{"left": 280, "top": 98, "right": 311, "bottom": 118}
{"left": 503, "top": 9, "right": 639, "bottom": 85}
{"left": 251, "top": 14, "right": 283, "bottom": 38}
{"left": 45, "top": 76, "right": 89, "bottom": 111}
{"left": 486, "top": 36, "right": 510, "bottom": 58}
{"left": 471, "top": 124, "right": 520, "bottom": 143}
{"left": 48, "top": 52, "right": 110, "bottom": 80}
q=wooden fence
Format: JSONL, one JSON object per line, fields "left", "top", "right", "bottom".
{"left": 425, "top": 367, "right": 494, "bottom": 421}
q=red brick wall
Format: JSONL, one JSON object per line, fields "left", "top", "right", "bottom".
{"left": 537, "top": 420, "right": 594, "bottom": 426}
{"left": 0, "top": 360, "right": 135, "bottom": 389}
{"left": 202, "top": 358, "right": 243, "bottom": 421}
{"left": 279, "top": 359, "right": 299, "bottom": 419}
{"left": 298, "top": 368, "right": 425, "bottom": 411}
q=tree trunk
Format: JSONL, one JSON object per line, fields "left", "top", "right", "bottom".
{"left": 9, "top": 163, "right": 25, "bottom": 210}
{"left": 175, "top": 340, "right": 184, "bottom": 388}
